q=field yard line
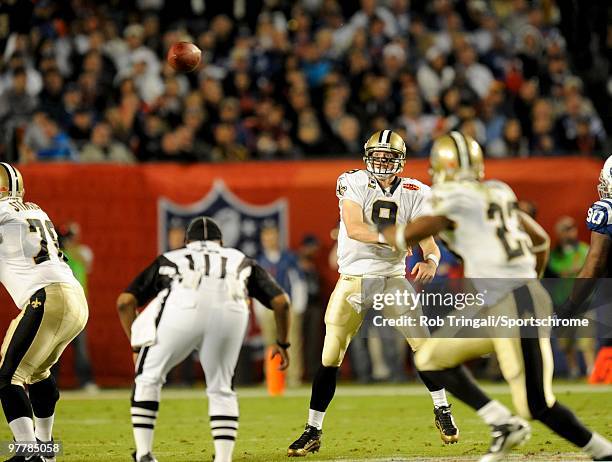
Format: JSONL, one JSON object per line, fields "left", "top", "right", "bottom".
{"left": 327, "top": 454, "right": 589, "bottom": 461}
{"left": 60, "top": 383, "right": 611, "bottom": 401}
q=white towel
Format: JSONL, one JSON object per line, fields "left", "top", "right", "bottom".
{"left": 131, "top": 297, "right": 161, "bottom": 349}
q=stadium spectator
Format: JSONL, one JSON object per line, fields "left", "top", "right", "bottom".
{"left": 488, "top": 118, "right": 529, "bottom": 158}
{"left": 546, "top": 216, "right": 596, "bottom": 378}
{"left": 0, "top": 67, "right": 38, "bottom": 157}
{"left": 256, "top": 225, "right": 307, "bottom": 387}
{"left": 80, "top": 122, "right": 136, "bottom": 163}
{"left": 416, "top": 47, "right": 455, "bottom": 110}
{"left": 297, "top": 235, "right": 324, "bottom": 381}
{"left": 0, "top": 0, "right": 609, "bottom": 162}
{"left": 55, "top": 222, "right": 99, "bottom": 392}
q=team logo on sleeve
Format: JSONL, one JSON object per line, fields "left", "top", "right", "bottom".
{"left": 158, "top": 180, "right": 288, "bottom": 256}
{"left": 336, "top": 178, "right": 347, "bottom": 196}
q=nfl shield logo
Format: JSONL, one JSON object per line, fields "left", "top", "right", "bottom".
{"left": 158, "top": 180, "right": 288, "bottom": 256}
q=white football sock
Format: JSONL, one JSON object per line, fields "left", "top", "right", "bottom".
{"left": 430, "top": 389, "right": 449, "bottom": 408}
{"left": 9, "top": 416, "right": 36, "bottom": 442}
{"left": 34, "top": 415, "right": 54, "bottom": 441}
{"left": 308, "top": 409, "right": 325, "bottom": 430}
{"left": 132, "top": 405, "right": 158, "bottom": 459}
{"left": 477, "top": 400, "right": 512, "bottom": 426}
{"left": 133, "top": 427, "right": 154, "bottom": 460}
{"left": 210, "top": 416, "right": 238, "bottom": 462}
{"left": 213, "top": 439, "right": 235, "bottom": 462}
{"left": 583, "top": 432, "right": 612, "bottom": 459}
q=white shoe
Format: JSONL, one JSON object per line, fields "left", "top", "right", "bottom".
{"left": 479, "top": 416, "right": 531, "bottom": 462}
{"left": 81, "top": 382, "right": 100, "bottom": 394}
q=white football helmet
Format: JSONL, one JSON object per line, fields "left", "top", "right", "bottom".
{"left": 598, "top": 155, "right": 612, "bottom": 199}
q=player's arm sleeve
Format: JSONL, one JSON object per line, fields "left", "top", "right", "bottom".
{"left": 246, "top": 261, "right": 287, "bottom": 308}
{"left": 410, "top": 186, "right": 433, "bottom": 220}
{"left": 336, "top": 172, "right": 365, "bottom": 204}
{"left": 125, "top": 256, "right": 163, "bottom": 306}
{"left": 586, "top": 201, "right": 612, "bottom": 236}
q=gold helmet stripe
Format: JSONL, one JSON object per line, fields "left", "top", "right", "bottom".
{"left": 449, "top": 131, "right": 470, "bottom": 168}
{"left": 0, "top": 162, "right": 16, "bottom": 194}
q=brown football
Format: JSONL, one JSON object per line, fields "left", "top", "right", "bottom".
{"left": 167, "top": 42, "right": 202, "bottom": 73}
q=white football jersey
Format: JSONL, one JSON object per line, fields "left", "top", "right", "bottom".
{"left": 431, "top": 179, "right": 536, "bottom": 279}
{"left": 336, "top": 169, "right": 431, "bottom": 277}
{"left": 0, "top": 199, "right": 79, "bottom": 308}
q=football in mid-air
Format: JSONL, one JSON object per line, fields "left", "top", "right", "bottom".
{"left": 167, "top": 42, "right": 202, "bottom": 73}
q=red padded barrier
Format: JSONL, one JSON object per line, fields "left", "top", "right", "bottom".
{"left": 0, "top": 157, "right": 602, "bottom": 386}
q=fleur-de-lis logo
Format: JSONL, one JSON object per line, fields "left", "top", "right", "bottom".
{"left": 31, "top": 298, "right": 42, "bottom": 308}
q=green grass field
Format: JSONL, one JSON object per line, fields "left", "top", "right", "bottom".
{"left": 3, "top": 382, "right": 610, "bottom": 461}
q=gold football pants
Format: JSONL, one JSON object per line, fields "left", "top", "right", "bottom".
{"left": 322, "top": 275, "right": 427, "bottom": 367}
{"left": 0, "top": 283, "right": 89, "bottom": 386}
{"left": 415, "top": 281, "right": 556, "bottom": 419}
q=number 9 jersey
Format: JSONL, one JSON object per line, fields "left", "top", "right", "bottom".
{"left": 0, "top": 199, "right": 78, "bottom": 308}
{"left": 430, "top": 179, "right": 536, "bottom": 279}
{"left": 335, "top": 169, "right": 431, "bottom": 277}
{"left": 586, "top": 199, "right": 612, "bottom": 238}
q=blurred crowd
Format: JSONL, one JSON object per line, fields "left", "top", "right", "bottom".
{"left": 0, "top": 0, "right": 610, "bottom": 163}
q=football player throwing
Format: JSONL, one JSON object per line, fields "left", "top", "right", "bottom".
{"left": 288, "top": 130, "right": 459, "bottom": 457}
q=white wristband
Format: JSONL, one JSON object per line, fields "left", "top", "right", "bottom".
{"left": 531, "top": 242, "right": 549, "bottom": 253}
{"left": 377, "top": 232, "right": 387, "bottom": 244}
{"left": 395, "top": 224, "right": 407, "bottom": 251}
{"left": 425, "top": 253, "right": 439, "bottom": 267}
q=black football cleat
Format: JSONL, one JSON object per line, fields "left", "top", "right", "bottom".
{"left": 594, "top": 456, "right": 612, "bottom": 461}
{"left": 131, "top": 451, "right": 158, "bottom": 462}
{"left": 36, "top": 438, "right": 55, "bottom": 462}
{"left": 479, "top": 416, "right": 531, "bottom": 462}
{"left": 434, "top": 405, "right": 459, "bottom": 444}
{"left": 4, "top": 456, "right": 45, "bottom": 462}
{"left": 287, "top": 424, "right": 322, "bottom": 457}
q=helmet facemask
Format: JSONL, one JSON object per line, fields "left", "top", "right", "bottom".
{"left": 364, "top": 149, "right": 406, "bottom": 180}
{"left": 598, "top": 170, "right": 612, "bottom": 199}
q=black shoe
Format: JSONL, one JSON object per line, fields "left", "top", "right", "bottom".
{"left": 36, "top": 438, "right": 55, "bottom": 462}
{"left": 594, "top": 456, "right": 612, "bottom": 461}
{"left": 480, "top": 416, "right": 531, "bottom": 462}
{"left": 131, "top": 451, "right": 158, "bottom": 462}
{"left": 287, "top": 424, "right": 322, "bottom": 457}
{"left": 4, "top": 456, "right": 45, "bottom": 462}
{"left": 434, "top": 405, "right": 459, "bottom": 444}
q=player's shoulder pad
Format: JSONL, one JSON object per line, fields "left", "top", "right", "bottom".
{"left": 432, "top": 180, "right": 472, "bottom": 196}
{"left": 161, "top": 248, "right": 187, "bottom": 264}
{"left": 431, "top": 181, "right": 481, "bottom": 208}
{"left": 0, "top": 200, "right": 12, "bottom": 213}
{"left": 586, "top": 199, "right": 612, "bottom": 232}
{"left": 337, "top": 169, "right": 368, "bottom": 185}
{"left": 484, "top": 179, "right": 518, "bottom": 199}
{"left": 337, "top": 169, "right": 370, "bottom": 198}
{"left": 400, "top": 177, "right": 431, "bottom": 192}
{"left": 222, "top": 246, "right": 248, "bottom": 261}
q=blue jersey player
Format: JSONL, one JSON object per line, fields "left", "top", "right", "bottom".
{"left": 565, "top": 155, "right": 612, "bottom": 323}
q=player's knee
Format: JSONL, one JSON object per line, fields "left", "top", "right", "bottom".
{"left": 528, "top": 400, "right": 553, "bottom": 421}
{"left": 132, "top": 380, "right": 162, "bottom": 403}
{"left": 321, "top": 330, "right": 349, "bottom": 367}
{"left": 414, "top": 349, "right": 442, "bottom": 372}
{"left": 321, "top": 343, "right": 344, "bottom": 367}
